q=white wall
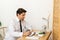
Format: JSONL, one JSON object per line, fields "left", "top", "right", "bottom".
{"left": 0, "top": 0, "right": 53, "bottom": 31}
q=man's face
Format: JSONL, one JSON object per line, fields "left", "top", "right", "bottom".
{"left": 17, "top": 12, "right": 26, "bottom": 21}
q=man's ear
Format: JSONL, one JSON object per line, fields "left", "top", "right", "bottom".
{"left": 17, "top": 14, "right": 20, "bottom": 16}
{"left": 16, "top": 14, "right": 18, "bottom": 16}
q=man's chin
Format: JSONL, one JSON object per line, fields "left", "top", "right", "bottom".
{"left": 21, "top": 19, "right": 24, "bottom": 21}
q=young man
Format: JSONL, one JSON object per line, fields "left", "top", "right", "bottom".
{"left": 4, "top": 8, "right": 32, "bottom": 40}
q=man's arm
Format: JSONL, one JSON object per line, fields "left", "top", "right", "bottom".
{"left": 23, "top": 22, "right": 32, "bottom": 36}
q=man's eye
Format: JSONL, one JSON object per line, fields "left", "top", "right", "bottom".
{"left": 23, "top": 15, "right": 25, "bottom": 16}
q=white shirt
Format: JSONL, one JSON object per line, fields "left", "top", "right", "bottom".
{"left": 4, "top": 17, "right": 32, "bottom": 40}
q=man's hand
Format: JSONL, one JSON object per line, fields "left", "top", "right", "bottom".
{"left": 23, "top": 31, "right": 31, "bottom": 36}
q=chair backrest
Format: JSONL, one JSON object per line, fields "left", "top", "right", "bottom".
{"left": 0, "top": 27, "right": 7, "bottom": 39}
{"left": 0, "top": 34, "right": 3, "bottom": 40}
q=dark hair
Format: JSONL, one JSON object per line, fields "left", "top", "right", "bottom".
{"left": 16, "top": 8, "right": 27, "bottom": 16}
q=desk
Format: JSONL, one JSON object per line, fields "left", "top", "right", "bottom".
{"left": 17, "top": 31, "right": 51, "bottom": 40}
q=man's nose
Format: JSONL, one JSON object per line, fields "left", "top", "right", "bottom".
{"left": 23, "top": 16, "right": 25, "bottom": 18}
